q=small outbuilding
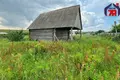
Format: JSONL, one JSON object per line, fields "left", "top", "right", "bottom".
{"left": 28, "top": 5, "right": 82, "bottom": 41}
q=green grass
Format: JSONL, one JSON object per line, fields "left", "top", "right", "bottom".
{"left": 0, "top": 30, "right": 29, "bottom": 39}
{"left": 0, "top": 35, "right": 120, "bottom": 80}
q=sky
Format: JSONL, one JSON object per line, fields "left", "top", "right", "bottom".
{"left": 0, "top": 0, "right": 120, "bottom": 31}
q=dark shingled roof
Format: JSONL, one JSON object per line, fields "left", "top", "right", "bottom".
{"left": 28, "top": 5, "right": 82, "bottom": 30}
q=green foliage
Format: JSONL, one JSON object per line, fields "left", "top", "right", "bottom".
{"left": 22, "top": 30, "right": 29, "bottom": 35}
{"left": 7, "top": 30, "right": 24, "bottom": 41}
{"left": 100, "top": 33, "right": 120, "bottom": 43}
{"left": 0, "top": 36, "right": 120, "bottom": 79}
{"left": 112, "top": 35, "right": 120, "bottom": 43}
{"left": 0, "top": 34, "right": 7, "bottom": 38}
{"left": 111, "top": 24, "right": 120, "bottom": 32}
{"left": 100, "top": 34, "right": 113, "bottom": 40}
{"left": 95, "top": 30, "right": 105, "bottom": 35}
{"left": 23, "top": 35, "right": 29, "bottom": 41}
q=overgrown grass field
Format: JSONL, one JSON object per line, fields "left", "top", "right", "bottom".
{"left": 0, "top": 35, "right": 120, "bottom": 80}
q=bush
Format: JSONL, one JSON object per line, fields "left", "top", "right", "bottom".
{"left": 0, "top": 34, "right": 7, "bottom": 38}
{"left": 111, "top": 24, "right": 120, "bottom": 32}
{"left": 73, "top": 35, "right": 81, "bottom": 41}
{"left": 100, "top": 34, "right": 113, "bottom": 40}
{"left": 23, "top": 30, "right": 29, "bottom": 35}
{"left": 23, "top": 35, "right": 29, "bottom": 41}
{"left": 95, "top": 30, "right": 105, "bottom": 35}
{"left": 112, "top": 35, "right": 120, "bottom": 42}
{"left": 7, "top": 30, "right": 24, "bottom": 41}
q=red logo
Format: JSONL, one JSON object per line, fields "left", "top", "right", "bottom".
{"left": 104, "top": 3, "right": 120, "bottom": 16}
{"left": 108, "top": 9, "right": 117, "bottom": 16}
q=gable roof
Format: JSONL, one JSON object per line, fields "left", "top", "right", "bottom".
{"left": 28, "top": 5, "right": 82, "bottom": 30}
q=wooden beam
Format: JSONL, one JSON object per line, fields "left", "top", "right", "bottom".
{"left": 53, "top": 28, "right": 59, "bottom": 41}
{"left": 29, "top": 29, "right": 31, "bottom": 40}
{"left": 70, "top": 28, "right": 73, "bottom": 40}
{"left": 53, "top": 29, "right": 55, "bottom": 41}
{"left": 80, "top": 30, "right": 82, "bottom": 38}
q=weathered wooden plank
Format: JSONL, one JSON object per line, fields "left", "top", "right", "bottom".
{"left": 56, "top": 29, "right": 69, "bottom": 40}
{"left": 30, "top": 30, "right": 52, "bottom": 33}
{"left": 31, "top": 34, "right": 52, "bottom": 36}
{"left": 30, "top": 29, "right": 53, "bottom": 40}
{"left": 75, "top": 12, "right": 81, "bottom": 29}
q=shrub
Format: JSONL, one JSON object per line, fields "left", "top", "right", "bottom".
{"left": 0, "top": 34, "right": 7, "bottom": 38}
{"left": 7, "top": 30, "right": 24, "bottom": 41}
{"left": 95, "top": 30, "right": 105, "bottom": 35}
{"left": 112, "top": 35, "right": 120, "bottom": 42}
{"left": 23, "top": 35, "right": 29, "bottom": 41}
{"left": 100, "top": 34, "right": 113, "bottom": 40}
{"left": 73, "top": 35, "right": 81, "bottom": 41}
{"left": 23, "top": 30, "right": 29, "bottom": 35}
{"left": 111, "top": 24, "right": 120, "bottom": 32}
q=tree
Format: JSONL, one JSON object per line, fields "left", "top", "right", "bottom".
{"left": 111, "top": 24, "right": 120, "bottom": 32}
{"left": 95, "top": 30, "right": 105, "bottom": 34}
{"left": 7, "top": 30, "right": 24, "bottom": 41}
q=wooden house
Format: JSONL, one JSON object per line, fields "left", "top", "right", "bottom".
{"left": 28, "top": 5, "right": 82, "bottom": 41}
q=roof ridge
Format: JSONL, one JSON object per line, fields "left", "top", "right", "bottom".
{"left": 28, "top": 5, "right": 82, "bottom": 30}
{"left": 41, "top": 5, "right": 80, "bottom": 14}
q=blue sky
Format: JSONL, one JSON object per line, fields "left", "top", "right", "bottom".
{"left": 0, "top": 0, "right": 120, "bottom": 31}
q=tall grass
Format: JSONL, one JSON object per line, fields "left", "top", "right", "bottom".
{"left": 0, "top": 35, "right": 120, "bottom": 79}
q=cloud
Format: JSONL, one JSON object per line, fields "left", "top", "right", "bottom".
{"left": 0, "top": 25, "right": 23, "bottom": 30}
{"left": 76, "top": 0, "right": 108, "bottom": 31}
{"left": 81, "top": 0, "right": 120, "bottom": 31}
{"left": 0, "top": 0, "right": 120, "bottom": 31}
{"left": 0, "top": 17, "right": 6, "bottom": 24}
{"left": 0, "top": 17, "right": 3, "bottom": 24}
{"left": 0, "top": 0, "right": 80, "bottom": 28}
{"left": 81, "top": 11, "right": 104, "bottom": 28}
{"left": 0, "top": 16, "right": 28, "bottom": 30}
{"left": 109, "top": 0, "right": 120, "bottom": 3}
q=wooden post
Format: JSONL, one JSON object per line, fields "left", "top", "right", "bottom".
{"left": 70, "top": 28, "right": 73, "bottom": 40}
{"left": 53, "top": 28, "right": 59, "bottom": 41}
{"left": 53, "top": 29, "right": 56, "bottom": 41}
{"left": 114, "top": 21, "right": 117, "bottom": 36}
{"left": 80, "top": 30, "right": 82, "bottom": 38}
{"left": 29, "top": 29, "right": 31, "bottom": 40}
